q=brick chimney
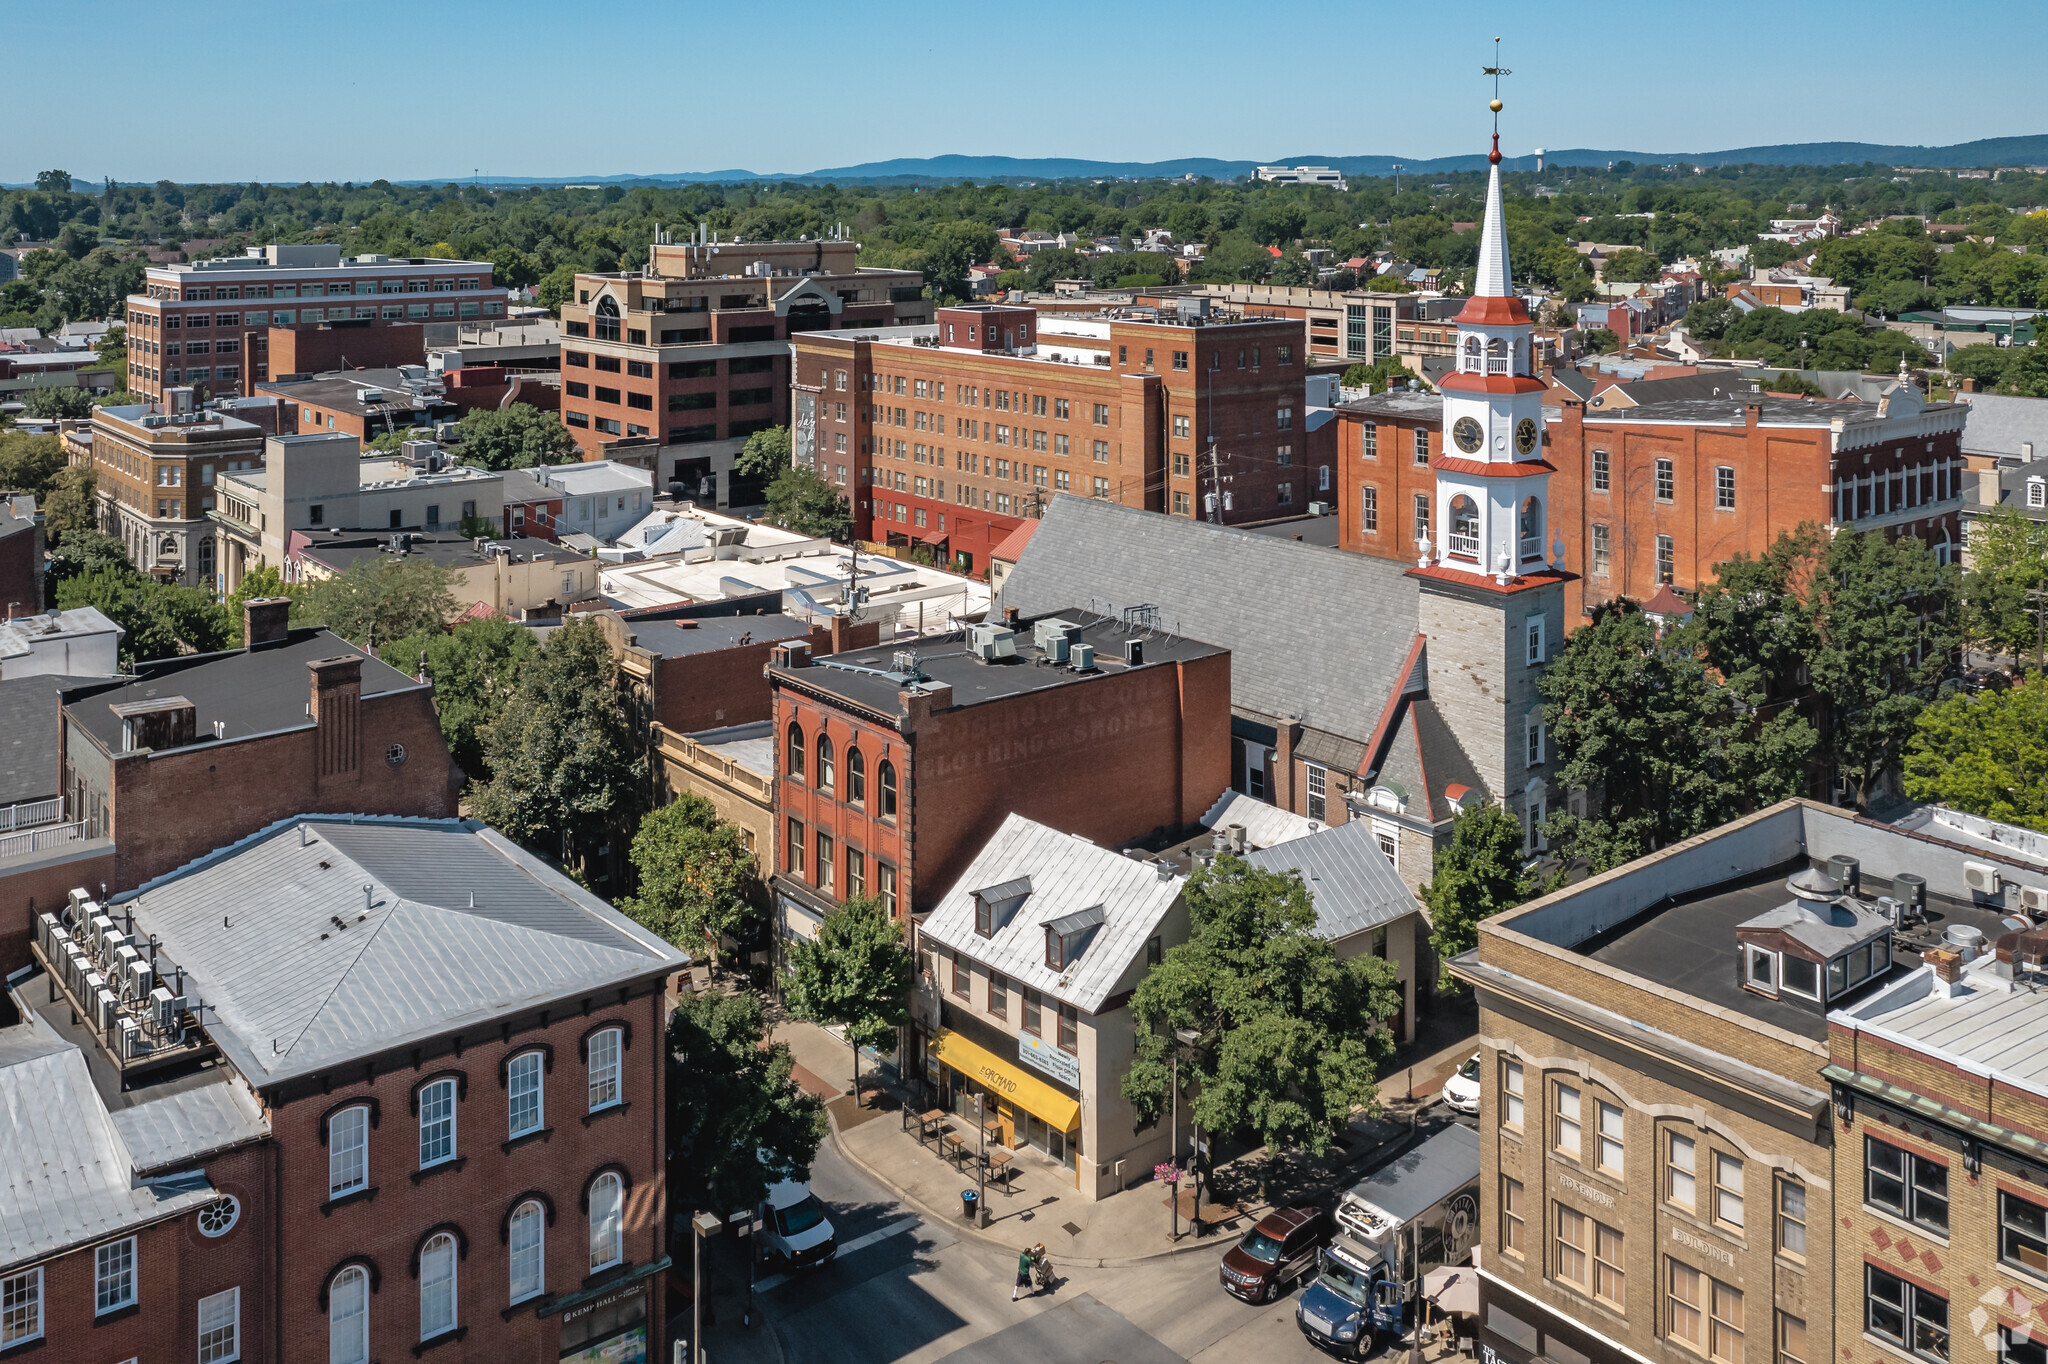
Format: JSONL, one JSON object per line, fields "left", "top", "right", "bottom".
{"left": 309, "top": 656, "right": 363, "bottom": 778}
{"left": 1275, "top": 716, "right": 1303, "bottom": 815}
{"left": 898, "top": 682, "right": 954, "bottom": 729}
{"left": 244, "top": 596, "right": 293, "bottom": 649}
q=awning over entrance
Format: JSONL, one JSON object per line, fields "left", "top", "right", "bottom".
{"left": 932, "top": 1029, "right": 1079, "bottom": 1132}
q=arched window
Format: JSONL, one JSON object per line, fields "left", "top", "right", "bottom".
{"left": 1462, "top": 335, "right": 1482, "bottom": 372}
{"left": 508, "top": 1202, "right": 545, "bottom": 1304}
{"left": 160, "top": 535, "right": 179, "bottom": 559}
{"left": 418, "top": 1234, "right": 457, "bottom": 1340}
{"left": 846, "top": 746, "right": 865, "bottom": 806}
{"left": 594, "top": 294, "right": 621, "bottom": 342}
{"left": 1485, "top": 336, "right": 1509, "bottom": 375}
{"left": 785, "top": 721, "right": 805, "bottom": 780}
{"left": 588, "top": 1173, "right": 623, "bottom": 1273}
{"left": 328, "top": 1104, "right": 370, "bottom": 1198}
{"left": 199, "top": 537, "right": 215, "bottom": 575}
{"left": 877, "top": 760, "right": 897, "bottom": 821}
{"left": 1519, "top": 497, "right": 1544, "bottom": 562}
{"left": 329, "top": 1265, "right": 369, "bottom": 1364}
{"left": 815, "top": 732, "right": 834, "bottom": 794}
{"left": 1448, "top": 496, "right": 1481, "bottom": 559}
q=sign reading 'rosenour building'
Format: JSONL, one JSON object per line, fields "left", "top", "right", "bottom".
{"left": 1017, "top": 1031, "right": 1082, "bottom": 1088}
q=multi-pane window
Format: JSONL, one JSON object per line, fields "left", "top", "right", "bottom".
{"left": 1776, "top": 1181, "right": 1807, "bottom": 1259}
{"left": 1057, "top": 1002, "right": 1078, "bottom": 1054}
{"left": 330, "top": 1265, "right": 369, "bottom": 1364}
{"left": 1710, "top": 1278, "right": 1745, "bottom": 1364}
{"left": 1595, "top": 1222, "right": 1626, "bottom": 1308}
{"left": 815, "top": 733, "right": 834, "bottom": 793}
{"left": 1657, "top": 534, "right": 1675, "bottom": 584}
{"left": 1503, "top": 1060, "right": 1525, "bottom": 1130}
{"left": 1527, "top": 616, "right": 1545, "bottom": 665}
{"left": 988, "top": 972, "right": 1009, "bottom": 1019}
{"left": 1716, "top": 466, "right": 1736, "bottom": 510}
{"left": 329, "top": 1105, "right": 369, "bottom": 1197}
{"left": 950, "top": 951, "right": 968, "bottom": 998}
{"left": 1592, "top": 523, "right": 1611, "bottom": 575}
{"left": 1669, "top": 1133, "right": 1697, "bottom": 1209}
{"left": 815, "top": 830, "right": 834, "bottom": 893}
{"left": 1556, "top": 1084, "right": 1582, "bottom": 1159}
{"left": 1361, "top": 422, "right": 1378, "bottom": 459}
{"left": 509, "top": 1201, "right": 546, "bottom": 1303}
{"left": 1714, "top": 1152, "right": 1744, "bottom": 1229}
{"left": 787, "top": 817, "right": 804, "bottom": 875}
{"left": 1414, "top": 494, "right": 1430, "bottom": 544}
{"left": 1671, "top": 1262, "right": 1710, "bottom": 1353}
{"left": 419, "top": 1077, "right": 457, "bottom": 1168}
{"left": 846, "top": 746, "right": 865, "bottom": 805}
{"left": 1777, "top": 1313, "right": 1807, "bottom": 1364}
{"left": 1021, "top": 987, "right": 1041, "bottom": 1037}
{"left": 2000, "top": 1191, "right": 2048, "bottom": 1275}
{"left": 96, "top": 1236, "right": 136, "bottom": 1314}
{"left": 1362, "top": 484, "right": 1378, "bottom": 532}
{"left": 590, "top": 1172, "right": 625, "bottom": 1272}
{"left": 1656, "top": 457, "right": 1675, "bottom": 501}
{"left": 1866, "top": 1138, "right": 1948, "bottom": 1233}
{"left": 846, "top": 848, "right": 865, "bottom": 899}
{"left": 197, "top": 1287, "right": 240, "bottom": 1363}
{"left": 1597, "top": 1101, "right": 1624, "bottom": 1175}
{"left": 508, "top": 1051, "right": 544, "bottom": 1137}
{"left": 420, "top": 1233, "right": 457, "bottom": 1339}
{"left": 588, "top": 1027, "right": 622, "bottom": 1112}
{"left": 1593, "top": 449, "right": 1611, "bottom": 491}
{"left": 1526, "top": 714, "right": 1545, "bottom": 767}
{"left": 1556, "top": 1205, "right": 1590, "bottom": 1288}
{"left": 878, "top": 761, "right": 897, "bottom": 820}
{"left": 1867, "top": 1264, "right": 1947, "bottom": 1362}
{"left": 1502, "top": 1177, "right": 1525, "bottom": 1256}
{"left": 1414, "top": 429, "right": 1430, "bottom": 465}
{"left": 878, "top": 862, "right": 897, "bottom": 917}
{"left": 785, "top": 721, "right": 805, "bottom": 779}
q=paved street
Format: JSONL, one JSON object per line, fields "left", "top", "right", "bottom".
{"left": 697, "top": 1124, "right": 1412, "bottom": 1364}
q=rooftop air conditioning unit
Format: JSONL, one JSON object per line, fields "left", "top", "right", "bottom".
{"left": 151, "top": 985, "right": 184, "bottom": 1035}
{"left": 95, "top": 988, "right": 121, "bottom": 1034}
{"left": 2019, "top": 885, "right": 2048, "bottom": 916}
{"left": 118, "top": 1015, "right": 140, "bottom": 1059}
{"left": 1044, "top": 634, "right": 1071, "bottom": 664}
{"left": 966, "top": 623, "right": 1017, "bottom": 662}
{"left": 115, "top": 945, "right": 144, "bottom": 996}
{"left": 359, "top": 388, "right": 384, "bottom": 404}
{"left": 1963, "top": 861, "right": 2002, "bottom": 896}
{"left": 127, "top": 959, "right": 153, "bottom": 1001}
{"left": 1309, "top": 501, "right": 1329, "bottom": 515}
{"left": 1069, "top": 642, "right": 1096, "bottom": 672}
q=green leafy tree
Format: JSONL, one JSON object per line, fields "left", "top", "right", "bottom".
{"left": 535, "top": 264, "right": 578, "bottom": 313}
{"left": 761, "top": 464, "right": 852, "bottom": 541}
{"left": 667, "top": 990, "right": 826, "bottom": 1217}
{"left": 1123, "top": 855, "right": 1401, "bottom": 1164}
{"left": 783, "top": 894, "right": 913, "bottom": 1107}
{"left": 1965, "top": 504, "right": 2048, "bottom": 661}
{"left": 21, "top": 387, "right": 93, "bottom": 419}
{"left": 1419, "top": 804, "right": 1538, "bottom": 985}
{"left": 376, "top": 615, "right": 536, "bottom": 778}
{"left": 1601, "top": 247, "right": 1661, "bottom": 283}
{"left": 453, "top": 403, "right": 580, "bottom": 471}
{"left": 732, "top": 424, "right": 792, "bottom": 482}
{"left": 1578, "top": 327, "right": 1620, "bottom": 354}
{"left": 1947, "top": 344, "right": 2012, "bottom": 388}
{"left": 0, "top": 431, "right": 66, "bottom": 500}
{"left": 93, "top": 324, "right": 126, "bottom": 370}
{"left": 1684, "top": 297, "right": 1736, "bottom": 341}
{"left": 90, "top": 389, "right": 146, "bottom": 410}
{"left": 45, "top": 529, "right": 130, "bottom": 585}
{"left": 471, "top": 616, "right": 648, "bottom": 860}
{"left": 1806, "top": 529, "right": 1962, "bottom": 810}
{"left": 56, "top": 566, "right": 232, "bottom": 667}
{"left": 1362, "top": 272, "right": 1416, "bottom": 294}
{"left": 1997, "top": 346, "right": 2048, "bottom": 399}
{"left": 1903, "top": 683, "right": 2048, "bottom": 833}
{"left": 619, "top": 794, "right": 758, "bottom": 961}
{"left": 298, "top": 554, "right": 457, "bottom": 647}
{"left": 34, "top": 170, "right": 73, "bottom": 194}
{"left": 1340, "top": 355, "right": 1426, "bottom": 393}
{"left": 1023, "top": 249, "right": 1089, "bottom": 292}
{"left": 920, "top": 220, "right": 999, "bottom": 301}
{"left": 1766, "top": 370, "right": 1825, "bottom": 396}
{"left": 39, "top": 463, "right": 96, "bottom": 545}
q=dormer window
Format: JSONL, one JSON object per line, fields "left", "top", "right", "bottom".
{"left": 1043, "top": 904, "right": 1105, "bottom": 970}
{"left": 971, "top": 876, "right": 1032, "bottom": 939}
{"left": 2029, "top": 477, "right": 2045, "bottom": 510}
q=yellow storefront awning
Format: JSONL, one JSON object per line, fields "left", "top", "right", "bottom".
{"left": 932, "top": 1029, "right": 1080, "bottom": 1132}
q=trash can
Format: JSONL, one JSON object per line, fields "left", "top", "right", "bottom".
{"left": 960, "top": 1189, "right": 979, "bottom": 1219}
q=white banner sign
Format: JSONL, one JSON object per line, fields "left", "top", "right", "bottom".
{"left": 1017, "top": 1032, "right": 1082, "bottom": 1088}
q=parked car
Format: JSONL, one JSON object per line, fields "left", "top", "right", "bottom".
{"left": 1440, "top": 1053, "right": 1482, "bottom": 1115}
{"left": 758, "top": 1173, "right": 837, "bottom": 1268}
{"left": 1220, "top": 1206, "right": 1330, "bottom": 1303}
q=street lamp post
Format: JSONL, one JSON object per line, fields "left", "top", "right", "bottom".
{"left": 1174, "top": 1028, "right": 1202, "bottom": 1231}
{"left": 691, "top": 1210, "right": 721, "bottom": 1364}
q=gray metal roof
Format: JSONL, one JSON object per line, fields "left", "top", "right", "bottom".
{"left": 1958, "top": 394, "right": 2048, "bottom": 459}
{"left": 1739, "top": 893, "right": 1893, "bottom": 959}
{"left": 919, "top": 814, "right": 1183, "bottom": 1014}
{"left": 0, "top": 674, "right": 104, "bottom": 807}
{"left": 108, "top": 1075, "right": 269, "bottom": 1174}
{"left": 1200, "top": 789, "right": 1319, "bottom": 851}
{"left": 113, "top": 816, "right": 686, "bottom": 1086}
{"left": 687, "top": 720, "right": 773, "bottom": 776}
{"left": 996, "top": 496, "right": 1419, "bottom": 746}
{"left": 1837, "top": 962, "right": 2048, "bottom": 1099}
{"left": 1243, "top": 818, "right": 1422, "bottom": 945}
{"left": 0, "top": 1024, "right": 221, "bottom": 1270}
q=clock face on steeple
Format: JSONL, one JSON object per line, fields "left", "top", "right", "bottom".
{"left": 1515, "top": 417, "right": 1539, "bottom": 455}
{"left": 1452, "top": 416, "right": 1483, "bottom": 454}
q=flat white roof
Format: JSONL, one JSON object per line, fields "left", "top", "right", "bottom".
{"left": 600, "top": 542, "right": 989, "bottom": 637}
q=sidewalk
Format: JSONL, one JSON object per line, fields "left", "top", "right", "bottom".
{"left": 773, "top": 1013, "right": 1478, "bottom": 1269}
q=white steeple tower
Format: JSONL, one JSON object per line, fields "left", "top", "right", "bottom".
{"left": 1421, "top": 48, "right": 1560, "bottom": 588}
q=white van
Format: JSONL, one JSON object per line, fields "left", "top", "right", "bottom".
{"left": 759, "top": 1175, "right": 837, "bottom": 1269}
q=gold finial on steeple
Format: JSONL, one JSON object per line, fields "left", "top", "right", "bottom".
{"left": 1482, "top": 38, "right": 1511, "bottom": 164}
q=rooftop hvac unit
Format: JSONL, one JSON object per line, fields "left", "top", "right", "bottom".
{"left": 151, "top": 985, "right": 184, "bottom": 1036}
{"left": 118, "top": 1015, "right": 140, "bottom": 1059}
{"left": 1122, "top": 638, "right": 1144, "bottom": 667}
{"left": 1963, "top": 861, "right": 2002, "bottom": 896}
{"left": 98, "top": 930, "right": 126, "bottom": 973}
{"left": 90, "top": 913, "right": 116, "bottom": 957}
{"left": 1069, "top": 642, "right": 1096, "bottom": 672}
{"left": 1044, "top": 634, "right": 1071, "bottom": 664}
{"left": 66, "top": 886, "right": 90, "bottom": 916}
{"left": 1875, "top": 896, "right": 1905, "bottom": 927}
{"left": 127, "top": 959, "right": 153, "bottom": 1001}
{"left": 2019, "top": 885, "right": 2048, "bottom": 916}
{"left": 1032, "top": 617, "right": 1081, "bottom": 652}
{"left": 1309, "top": 501, "right": 1329, "bottom": 516}
{"left": 95, "top": 988, "right": 121, "bottom": 1034}
{"left": 360, "top": 387, "right": 384, "bottom": 404}
{"left": 115, "top": 945, "right": 143, "bottom": 997}
{"left": 1891, "top": 872, "right": 1927, "bottom": 919}
{"left": 966, "top": 623, "right": 1017, "bottom": 661}
{"left": 39, "top": 915, "right": 63, "bottom": 958}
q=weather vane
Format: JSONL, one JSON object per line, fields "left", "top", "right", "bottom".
{"left": 1482, "top": 37, "right": 1509, "bottom": 164}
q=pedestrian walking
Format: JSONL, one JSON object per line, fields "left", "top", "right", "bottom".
{"left": 1013, "top": 1245, "right": 1034, "bottom": 1302}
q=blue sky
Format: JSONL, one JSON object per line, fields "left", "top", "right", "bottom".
{"left": 10, "top": 0, "right": 2042, "bottom": 183}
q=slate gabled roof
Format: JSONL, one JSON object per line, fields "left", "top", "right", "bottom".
{"left": 995, "top": 495, "right": 1419, "bottom": 745}
{"left": 116, "top": 817, "right": 685, "bottom": 1086}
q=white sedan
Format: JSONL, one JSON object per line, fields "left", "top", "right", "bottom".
{"left": 1440, "top": 1053, "right": 1482, "bottom": 1115}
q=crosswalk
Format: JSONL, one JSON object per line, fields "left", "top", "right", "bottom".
{"left": 755, "top": 1214, "right": 923, "bottom": 1293}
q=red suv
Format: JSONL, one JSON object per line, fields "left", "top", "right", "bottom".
{"left": 1219, "top": 1206, "right": 1331, "bottom": 1303}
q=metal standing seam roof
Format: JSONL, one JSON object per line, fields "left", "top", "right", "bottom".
{"left": 0, "top": 1028, "right": 221, "bottom": 1270}
{"left": 1200, "top": 789, "right": 1320, "bottom": 851}
{"left": 1837, "top": 965, "right": 2048, "bottom": 1101}
{"left": 995, "top": 496, "right": 1419, "bottom": 747}
{"left": 919, "top": 813, "right": 1184, "bottom": 1014}
{"left": 1243, "top": 818, "right": 1423, "bottom": 944}
{"left": 113, "top": 816, "right": 686, "bottom": 1086}
{"left": 1958, "top": 393, "right": 2048, "bottom": 458}
{"left": 108, "top": 1077, "right": 269, "bottom": 1174}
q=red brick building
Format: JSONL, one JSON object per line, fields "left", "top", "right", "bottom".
{"left": 596, "top": 603, "right": 882, "bottom": 736}
{"left": 789, "top": 302, "right": 1311, "bottom": 575}
{"left": 9, "top": 814, "right": 685, "bottom": 1364}
{"left": 558, "top": 238, "right": 930, "bottom": 500}
{"left": 0, "top": 497, "right": 41, "bottom": 617}
{"left": 765, "top": 612, "right": 1230, "bottom": 940}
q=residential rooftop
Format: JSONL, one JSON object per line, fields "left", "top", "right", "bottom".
{"left": 297, "top": 532, "right": 584, "bottom": 576}
{"left": 1244, "top": 817, "right": 1423, "bottom": 944}
{"left": 92, "top": 403, "right": 267, "bottom": 441}
{"left": 615, "top": 609, "right": 810, "bottom": 661}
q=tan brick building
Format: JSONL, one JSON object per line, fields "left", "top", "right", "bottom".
{"left": 88, "top": 391, "right": 268, "bottom": 590}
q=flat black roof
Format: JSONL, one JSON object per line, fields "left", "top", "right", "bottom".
{"left": 64, "top": 629, "right": 424, "bottom": 753}
{"left": 0, "top": 674, "right": 104, "bottom": 806}
{"left": 1580, "top": 861, "right": 2019, "bottom": 1041}
{"left": 772, "top": 611, "right": 1225, "bottom": 718}
{"left": 626, "top": 612, "right": 809, "bottom": 660}
{"left": 299, "top": 534, "right": 583, "bottom": 574}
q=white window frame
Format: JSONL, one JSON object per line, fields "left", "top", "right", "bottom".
{"left": 329, "top": 1104, "right": 369, "bottom": 1198}
{"left": 1670, "top": 1132, "right": 1698, "bottom": 1209}
{"left": 419, "top": 1233, "right": 457, "bottom": 1340}
{"left": 418, "top": 1077, "right": 457, "bottom": 1169}
{"left": 508, "top": 1050, "right": 545, "bottom": 1139}
{"left": 1527, "top": 616, "right": 1546, "bottom": 665}
{"left": 1503, "top": 1059, "right": 1525, "bottom": 1131}
{"left": 588, "top": 1027, "right": 622, "bottom": 1113}
{"left": 197, "top": 1286, "right": 240, "bottom": 1363}
{"left": 510, "top": 1200, "right": 547, "bottom": 1304}
{"left": 330, "top": 1265, "right": 369, "bottom": 1364}
{"left": 590, "top": 1172, "right": 625, "bottom": 1272}
{"left": 95, "top": 1236, "right": 137, "bottom": 1315}
{"left": 1556, "top": 1083, "right": 1582, "bottom": 1159}
{"left": 1715, "top": 1150, "right": 1746, "bottom": 1229}
{"left": 1526, "top": 713, "right": 1545, "bottom": 767}
{"left": 1, "top": 1267, "right": 42, "bottom": 1346}
{"left": 1597, "top": 1101, "right": 1625, "bottom": 1176}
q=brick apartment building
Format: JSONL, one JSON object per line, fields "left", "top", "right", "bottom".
{"left": 6, "top": 813, "right": 685, "bottom": 1363}
{"left": 557, "top": 236, "right": 930, "bottom": 498}
{"left": 1338, "top": 379, "right": 1969, "bottom": 621}
{"left": 123, "top": 244, "right": 501, "bottom": 404}
{"left": 0, "top": 496, "right": 43, "bottom": 618}
{"left": 55, "top": 599, "right": 461, "bottom": 892}
{"left": 1194, "top": 281, "right": 1434, "bottom": 366}
{"left": 789, "top": 302, "right": 1310, "bottom": 574}
{"left": 1449, "top": 797, "right": 2047, "bottom": 1364}
{"left": 764, "top": 612, "right": 1230, "bottom": 944}
{"left": 88, "top": 390, "right": 268, "bottom": 590}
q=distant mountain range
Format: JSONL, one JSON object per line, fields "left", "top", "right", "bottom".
{"left": 416, "top": 135, "right": 2048, "bottom": 187}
